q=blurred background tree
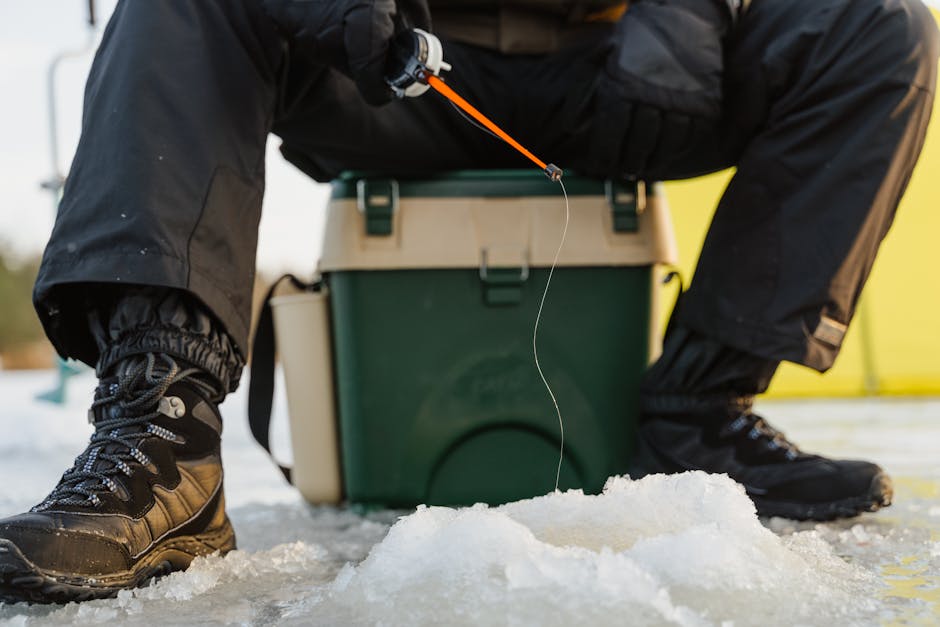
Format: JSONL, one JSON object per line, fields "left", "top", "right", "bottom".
{"left": 0, "top": 247, "right": 48, "bottom": 368}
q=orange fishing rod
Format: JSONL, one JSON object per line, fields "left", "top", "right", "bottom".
{"left": 387, "top": 29, "right": 563, "bottom": 182}
{"left": 423, "top": 74, "right": 563, "bottom": 181}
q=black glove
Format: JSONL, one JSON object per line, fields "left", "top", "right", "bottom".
{"left": 261, "top": 0, "right": 431, "bottom": 105}
{"left": 597, "top": 0, "right": 732, "bottom": 176}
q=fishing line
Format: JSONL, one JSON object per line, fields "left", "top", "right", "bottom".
{"left": 448, "top": 93, "right": 571, "bottom": 490}
{"left": 390, "top": 35, "right": 569, "bottom": 491}
{"left": 434, "top": 78, "right": 569, "bottom": 492}
{"left": 448, "top": 100, "right": 502, "bottom": 143}
{"left": 533, "top": 179, "right": 569, "bottom": 492}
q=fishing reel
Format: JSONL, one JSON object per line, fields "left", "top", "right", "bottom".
{"left": 384, "top": 27, "right": 562, "bottom": 182}
{"left": 386, "top": 28, "right": 452, "bottom": 98}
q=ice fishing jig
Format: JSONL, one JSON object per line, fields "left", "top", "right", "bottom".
{"left": 386, "top": 29, "right": 563, "bottom": 182}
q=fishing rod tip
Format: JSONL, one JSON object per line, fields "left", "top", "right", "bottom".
{"left": 544, "top": 164, "right": 563, "bottom": 182}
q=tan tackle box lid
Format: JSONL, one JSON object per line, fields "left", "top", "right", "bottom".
{"left": 318, "top": 170, "right": 677, "bottom": 272}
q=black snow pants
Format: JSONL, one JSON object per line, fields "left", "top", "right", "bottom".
{"left": 33, "top": 0, "right": 939, "bottom": 394}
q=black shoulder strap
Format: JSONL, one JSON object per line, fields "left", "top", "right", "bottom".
{"left": 247, "top": 274, "right": 317, "bottom": 483}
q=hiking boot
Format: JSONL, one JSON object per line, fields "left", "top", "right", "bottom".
{"left": 0, "top": 354, "right": 235, "bottom": 604}
{"left": 631, "top": 399, "right": 893, "bottom": 521}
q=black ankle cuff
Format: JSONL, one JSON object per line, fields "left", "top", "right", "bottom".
{"left": 642, "top": 323, "right": 779, "bottom": 399}
{"left": 97, "top": 328, "right": 241, "bottom": 395}
{"left": 91, "top": 287, "right": 244, "bottom": 393}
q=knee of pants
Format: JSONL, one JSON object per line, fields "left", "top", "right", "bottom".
{"left": 854, "top": 0, "right": 939, "bottom": 89}
{"left": 898, "top": 0, "right": 939, "bottom": 79}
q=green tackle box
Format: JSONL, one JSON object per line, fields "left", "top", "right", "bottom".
{"left": 273, "top": 170, "right": 677, "bottom": 508}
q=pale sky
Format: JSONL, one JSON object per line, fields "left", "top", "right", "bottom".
{"left": 2, "top": 1, "right": 939, "bottom": 276}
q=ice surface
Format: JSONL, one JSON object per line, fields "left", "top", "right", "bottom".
{"left": 1, "top": 371, "right": 939, "bottom": 626}
{"left": 315, "top": 473, "right": 877, "bottom": 627}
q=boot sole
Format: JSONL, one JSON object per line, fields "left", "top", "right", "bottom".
{"left": 0, "top": 522, "right": 236, "bottom": 605}
{"left": 751, "top": 471, "right": 894, "bottom": 521}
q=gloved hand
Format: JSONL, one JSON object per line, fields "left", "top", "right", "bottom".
{"left": 261, "top": 0, "right": 431, "bottom": 105}
{"left": 599, "top": 0, "right": 734, "bottom": 176}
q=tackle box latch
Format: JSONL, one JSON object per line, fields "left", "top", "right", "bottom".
{"left": 606, "top": 179, "right": 641, "bottom": 233}
{"left": 479, "top": 247, "right": 530, "bottom": 306}
{"left": 357, "top": 177, "right": 399, "bottom": 236}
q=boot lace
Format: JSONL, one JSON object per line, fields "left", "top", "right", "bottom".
{"left": 32, "top": 354, "right": 215, "bottom": 511}
{"left": 722, "top": 412, "right": 801, "bottom": 461}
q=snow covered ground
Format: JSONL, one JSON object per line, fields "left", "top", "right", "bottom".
{"left": 0, "top": 369, "right": 938, "bottom": 626}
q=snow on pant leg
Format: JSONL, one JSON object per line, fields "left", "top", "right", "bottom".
{"left": 32, "top": 0, "right": 285, "bottom": 391}
{"left": 675, "top": 0, "right": 939, "bottom": 371}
